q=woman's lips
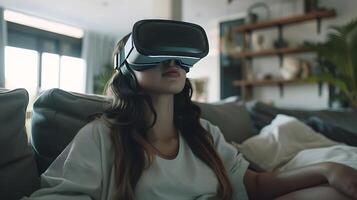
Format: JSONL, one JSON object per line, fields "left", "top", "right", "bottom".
{"left": 162, "top": 69, "right": 180, "bottom": 77}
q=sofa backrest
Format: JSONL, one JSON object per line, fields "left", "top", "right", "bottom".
{"left": 31, "top": 88, "right": 111, "bottom": 173}
{"left": 0, "top": 88, "right": 40, "bottom": 200}
{"left": 195, "top": 101, "right": 253, "bottom": 143}
{"left": 31, "top": 88, "right": 254, "bottom": 173}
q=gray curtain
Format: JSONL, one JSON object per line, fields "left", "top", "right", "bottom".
{"left": 0, "top": 7, "right": 6, "bottom": 88}
{"left": 81, "top": 31, "right": 116, "bottom": 94}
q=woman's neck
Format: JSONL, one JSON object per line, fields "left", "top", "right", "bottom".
{"left": 145, "top": 94, "right": 177, "bottom": 142}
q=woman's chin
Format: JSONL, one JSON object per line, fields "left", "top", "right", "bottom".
{"left": 163, "top": 88, "right": 185, "bottom": 95}
{"left": 148, "top": 86, "right": 185, "bottom": 95}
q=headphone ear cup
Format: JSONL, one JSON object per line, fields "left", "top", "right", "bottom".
{"left": 120, "top": 63, "right": 138, "bottom": 91}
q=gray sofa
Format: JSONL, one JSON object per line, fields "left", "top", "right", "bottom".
{"left": 1, "top": 88, "right": 357, "bottom": 199}
{"left": 0, "top": 88, "right": 255, "bottom": 199}
{"left": 0, "top": 89, "right": 39, "bottom": 200}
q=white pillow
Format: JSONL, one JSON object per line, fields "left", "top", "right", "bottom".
{"left": 279, "top": 145, "right": 357, "bottom": 172}
{"left": 233, "top": 114, "right": 339, "bottom": 171}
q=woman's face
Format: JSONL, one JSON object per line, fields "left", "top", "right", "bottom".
{"left": 133, "top": 60, "right": 187, "bottom": 95}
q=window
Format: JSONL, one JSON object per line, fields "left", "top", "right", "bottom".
{"left": 59, "top": 56, "right": 86, "bottom": 92}
{"left": 4, "top": 13, "right": 85, "bottom": 111}
{"left": 41, "top": 52, "right": 60, "bottom": 90}
{"left": 41, "top": 53, "right": 86, "bottom": 92}
{"left": 5, "top": 46, "right": 39, "bottom": 107}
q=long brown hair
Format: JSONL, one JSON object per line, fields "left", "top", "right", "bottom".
{"left": 103, "top": 34, "right": 233, "bottom": 200}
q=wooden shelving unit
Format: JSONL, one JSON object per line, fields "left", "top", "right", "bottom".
{"left": 232, "top": 78, "right": 306, "bottom": 87}
{"left": 230, "top": 9, "right": 336, "bottom": 99}
{"left": 233, "top": 9, "right": 336, "bottom": 33}
{"left": 233, "top": 47, "right": 311, "bottom": 59}
{"left": 232, "top": 78, "right": 323, "bottom": 97}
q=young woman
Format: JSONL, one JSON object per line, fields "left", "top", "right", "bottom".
{"left": 23, "top": 20, "right": 357, "bottom": 200}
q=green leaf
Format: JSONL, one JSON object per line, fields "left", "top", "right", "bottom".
{"left": 304, "top": 18, "right": 357, "bottom": 100}
{"left": 307, "top": 74, "right": 349, "bottom": 95}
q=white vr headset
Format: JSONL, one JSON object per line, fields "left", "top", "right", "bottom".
{"left": 114, "top": 19, "right": 209, "bottom": 72}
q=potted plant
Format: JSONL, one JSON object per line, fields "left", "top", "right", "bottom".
{"left": 305, "top": 19, "right": 357, "bottom": 109}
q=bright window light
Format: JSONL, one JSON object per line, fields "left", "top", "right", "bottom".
{"left": 5, "top": 46, "right": 39, "bottom": 110}
{"left": 5, "top": 47, "right": 87, "bottom": 110}
{"left": 4, "top": 10, "right": 84, "bottom": 38}
{"left": 60, "top": 56, "right": 86, "bottom": 93}
{"left": 41, "top": 52, "right": 60, "bottom": 90}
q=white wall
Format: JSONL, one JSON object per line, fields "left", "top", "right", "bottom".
{"left": 152, "top": 0, "right": 172, "bottom": 19}
{"left": 182, "top": 0, "right": 357, "bottom": 109}
{"left": 0, "top": 7, "right": 5, "bottom": 87}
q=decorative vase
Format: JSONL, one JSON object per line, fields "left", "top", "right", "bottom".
{"left": 280, "top": 57, "right": 301, "bottom": 80}
{"left": 251, "top": 33, "right": 265, "bottom": 51}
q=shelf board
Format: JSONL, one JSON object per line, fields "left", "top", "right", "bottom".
{"left": 232, "top": 79, "right": 308, "bottom": 87}
{"left": 233, "top": 9, "right": 336, "bottom": 33}
{"left": 233, "top": 47, "right": 311, "bottom": 59}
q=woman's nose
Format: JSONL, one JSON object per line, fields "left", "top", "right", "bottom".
{"left": 169, "top": 60, "right": 176, "bottom": 66}
{"left": 162, "top": 60, "right": 189, "bottom": 72}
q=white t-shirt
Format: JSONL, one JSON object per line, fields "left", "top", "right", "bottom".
{"left": 22, "top": 118, "right": 250, "bottom": 200}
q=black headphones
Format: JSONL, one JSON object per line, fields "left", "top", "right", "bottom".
{"left": 119, "top": 61, "right": 139, "bottom": 92}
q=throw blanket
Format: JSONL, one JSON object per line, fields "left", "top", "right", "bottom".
{"left": 234, "top": 114, "right": 357, "bottom": 172}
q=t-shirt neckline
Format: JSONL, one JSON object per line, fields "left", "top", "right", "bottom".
{"left": 137, "top": 131, "right": 182, "bottom": 161}
{"left": 156, "top": 132, "right": 181, "bottom": 161}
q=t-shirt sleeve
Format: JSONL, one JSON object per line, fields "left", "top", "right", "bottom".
{"left": 21, "top": 121, "right": 103, "bottom": 200}
{"left": 201, "top": 119, "right": 250, "bottom": 200}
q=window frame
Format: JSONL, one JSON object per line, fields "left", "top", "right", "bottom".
{"left": 6, "top": 21, "right": 83, "bottom": 91}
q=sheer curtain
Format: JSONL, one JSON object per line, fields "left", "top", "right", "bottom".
{"left": 0, "top": 7, "right": 6, "bottom": 87}
{"left": 81, "top": 31, "right": 116, "bottom": 94}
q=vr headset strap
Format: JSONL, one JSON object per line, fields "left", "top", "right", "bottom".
{"left": 115, "top": 34, "right": 134, "bottom": 69}
{"left": 122, "top": 35, "right": 134, "bottom": 66}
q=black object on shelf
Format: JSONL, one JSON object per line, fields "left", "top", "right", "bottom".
{"left": 273, "top": 38, "right": 289, "bottom": 49}
{"left": 246, "top": 2, "right": 271, "bottom": 24}
{"left": 305, "top": 0, "right": 319, "bottom": 13}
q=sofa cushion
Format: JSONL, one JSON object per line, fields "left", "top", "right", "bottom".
{"left": 303, "top": 116, "right": 357, "bottom": 147}
{"left": 0, "top": 88, "right": 40, "bottom": 200}
{"left": 235, "top": 114, "right": 339, "bottom": 172}
{"left": 248, "top": 102, "right": 357, "bottom": 146}
{"left": 31, "top": 88, "right": 111, "bottom": 173}
{"left": 196, "top": 102, "right": 254, "bottom": 143}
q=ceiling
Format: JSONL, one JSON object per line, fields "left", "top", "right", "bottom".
{"left": 0, "top": 0, "right": 172, "bottom": 37}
